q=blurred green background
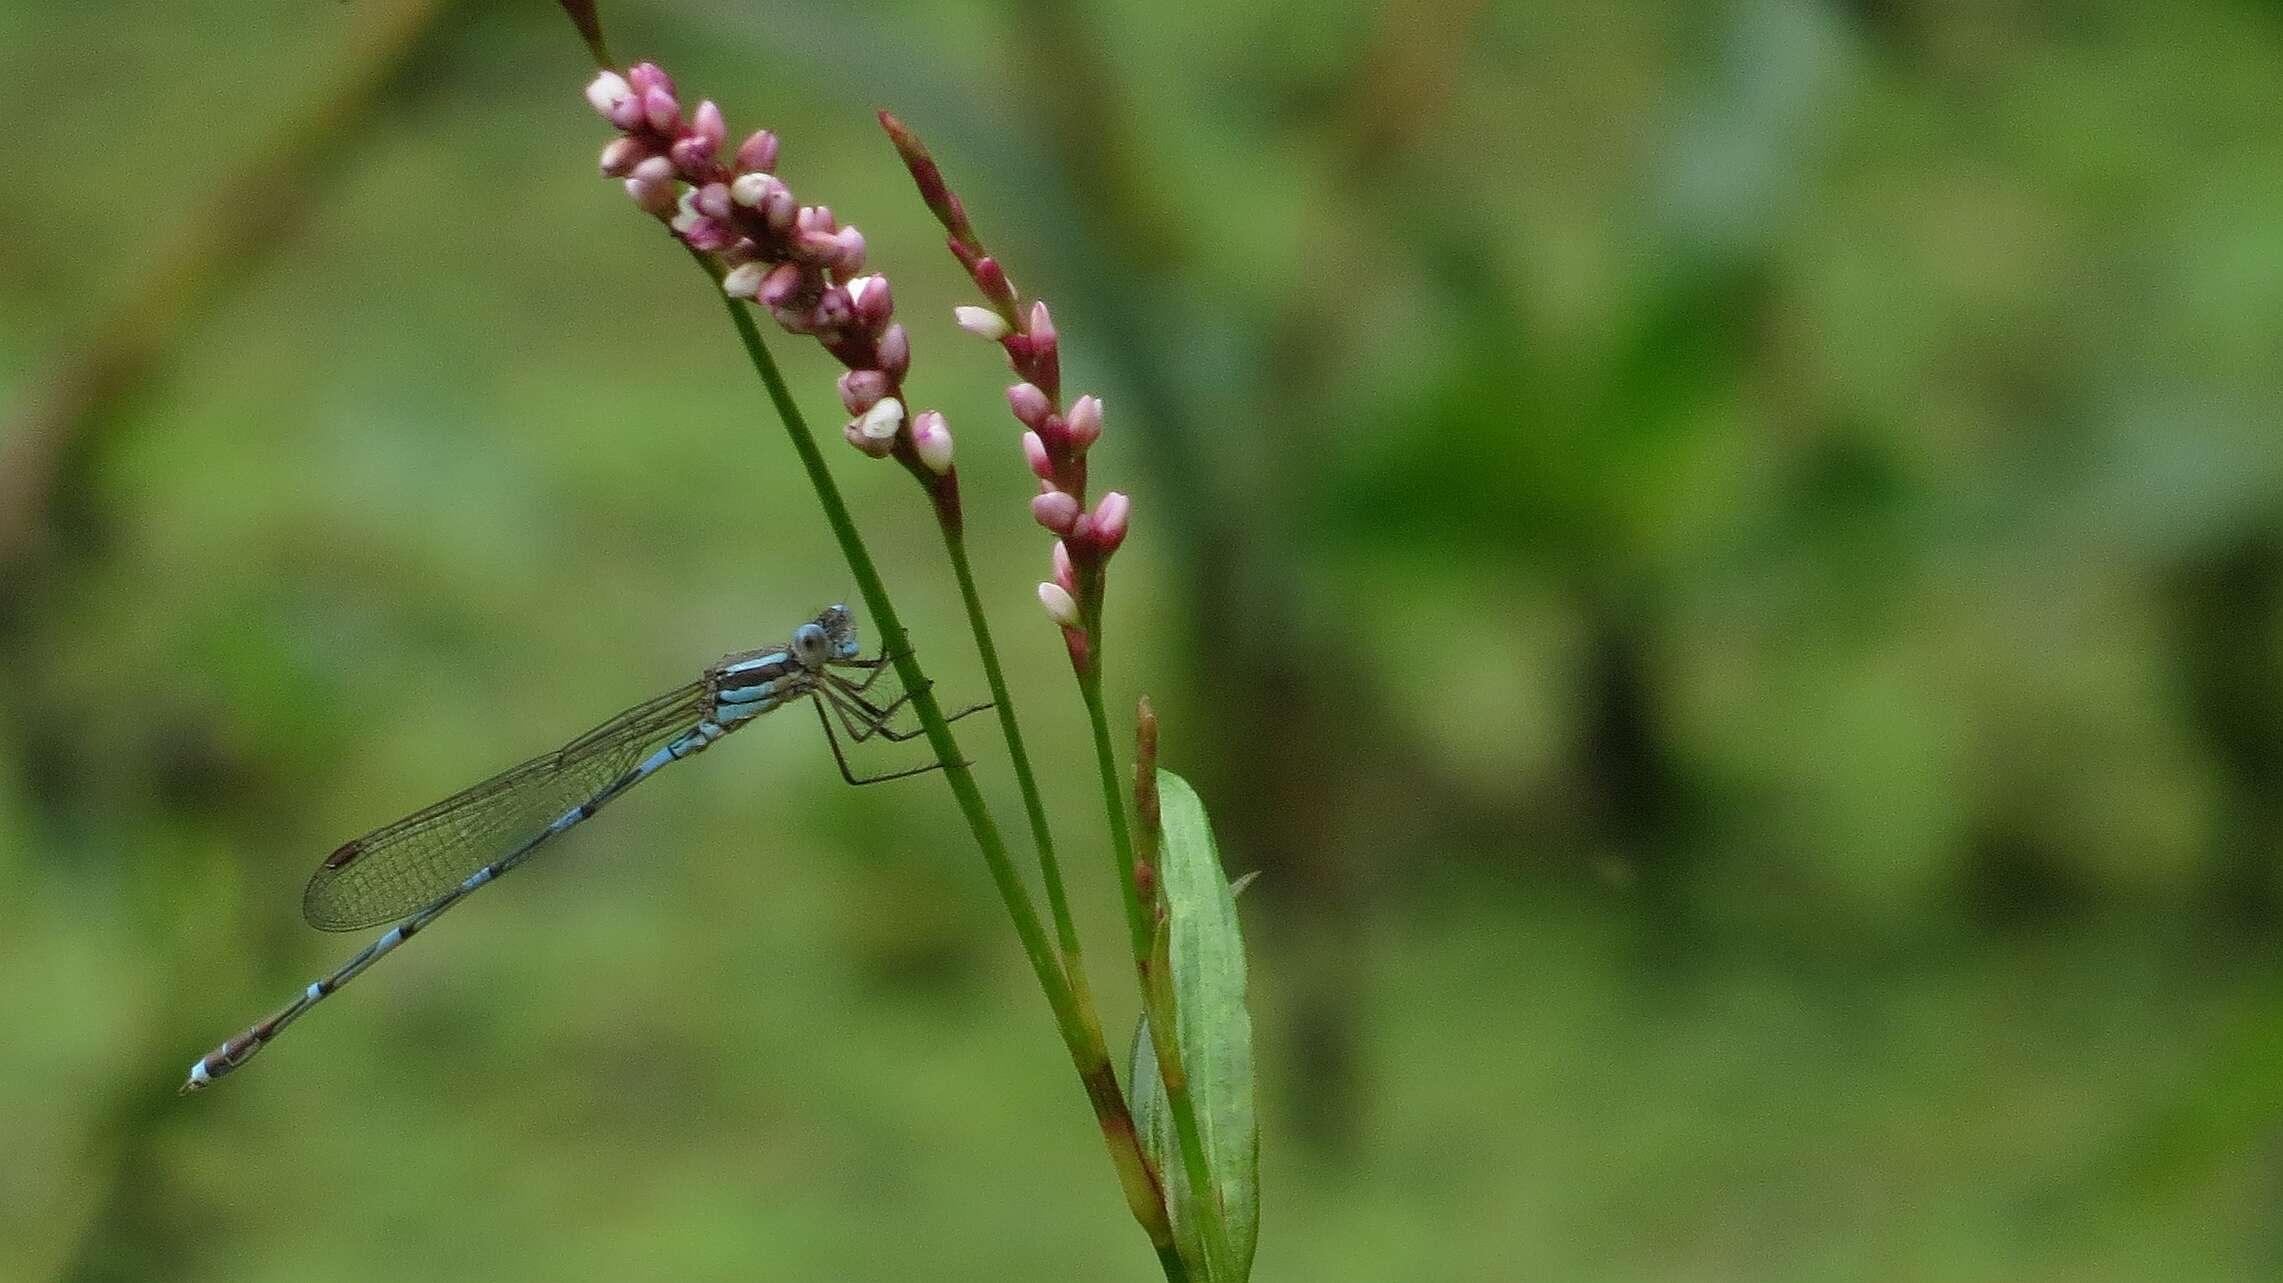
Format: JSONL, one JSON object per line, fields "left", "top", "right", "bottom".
{"left": 7, "top": 0, "right": 2283, "bottom": 1278}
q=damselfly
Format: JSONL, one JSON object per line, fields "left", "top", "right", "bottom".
{"left": 183, "top": 604, "right": 972, "bottom": 1093}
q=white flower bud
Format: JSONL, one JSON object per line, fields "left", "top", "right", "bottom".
{"left": 1038, "top": 582, "right": 1080, "bottom": 628}
{"left": 954, "top": 305, "right": 1011, "bottom": 341}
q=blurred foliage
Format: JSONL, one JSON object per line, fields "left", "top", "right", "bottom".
{"left": 8, "top": 0, "right": 2283, "bottom": 1279}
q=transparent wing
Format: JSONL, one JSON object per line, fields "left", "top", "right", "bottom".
{"left": 301, "top": 682, "right": 708, "bottom": 931}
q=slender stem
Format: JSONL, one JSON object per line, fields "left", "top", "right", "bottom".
{"left": 700, "top": 256, "right": 1181, "bottom": 1274}
{"left": 1143, "top": 973, "right": 1235, "bottom": 1280}
{"left": 937, "top": 525, "right": 1085, "bottom": 970}
{"left": 1082, "top": 596, "right": 1231, "bottom": 1279}
{"left": 1077, "top": 593, "right": 1153, "bottom": 963}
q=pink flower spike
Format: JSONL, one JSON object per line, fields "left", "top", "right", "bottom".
{"left": 912, "top": 410, "right": 955, "bottom": 474}
{"left": 736, "top": 129, "right": 780, "bottom": 173}
{"left": 1007, "top": 382, "right": 1051, "bottom": 430}
{"left": 1053, "top": 540, "right": 1076, "bottom": 593}
{"left": 955, "top": 305, "right": 1011, "bottom": 341}
{"left": 1032, "top": 491, "right": 1081, "bottom": 535}
{"left": 722, "top": 262, "right": 767, "bottom": 299}
{"left": 876, "top": 323, "right": 911, "bottom": 381}
{"left": 642, "top": 87, "right": 681, "bottom": 134}
{"left": 1022, "top": 431, "right": 1052, "bottom": 480}
{"left": 1065, "top": 394, "right": 1103, "bottom": 449}
{"left": 1091, "top": 491, "right": 1131, "bottom": 553}
{"left": 586, "top": 70, "right": 634, "bottom": 121}
{"left": 1038, "top": 581, "right": 1081, "bottom": 628}
{"left": 598, "top": 136, "right": 646, "bottom": 176}
{"left": 838, "top": 368, "right": 889, "bottom": 414}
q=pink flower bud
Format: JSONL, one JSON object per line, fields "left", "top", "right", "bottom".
{"left": 975, "top": 257, "right": 1016, "bottom": 310}
{"left": 669, "top": 135, "right": 717, "bottom": 176}
{"left": 1032, "top": 491, "right": 1081, "bottom": 535}
{"left": 585, "top": 70, "right": 634, "bottom": 122}
{"left": 798, "top": 205, "right": 836, "bottom": 235}
{"left": 848, "top": 274, "right": 894, "bottom": 329}
{"left": 955, "top": 305, "right": 1011, "bottom": 341}
{"left": 694, "top": 182, "right": 732, "bottom": 220}
{"left": 642, "top": 87, "right": 681, "bottom": 134}
{"left": 1091, "top": 491, "right": 1131, "bottom": 553}
{"left": 736, "top": 129, "right": 780, "bottom": 173}
{"left": 691, "top": 100, "right": 725, "bottom": 151}
{"left": 630, "top": 155, "right": 675, "bottom": 185}
{"left": 1038, "top": 581, "right": 1081, "bottom": 628}
{"left": 625, "top": 176, "right": 679, "bottom": 218}
{"left": 793, "top": 230, "right": 842, "bottom": 265}
{"left": 1028, "top": 300, "right": 1056, "bottom": 347}
{"left": 1065, "top": 394, "right": 1103, "bottom": 450}
{"left": 678, "top": 216, "right": 736, "bottom": 252}
{"left": 833, "top": 227, "right": 867, "bottom": 274}
{"left": 722, "top": 262, "right": 767, "bottom": 299}
{"left": 838, "top": 368, "right": 889, "bottom": 414}
{"left": 1022, "top": 431, "right": 1052, "bottom": 480}
{"left": 598, "top": 136, "right": 646, "bottom": 177}
{"left": 758, "top": 262, "right": 806, "bottom": 309}
{"left": 1007, "top": 382, "right": 1052, "bottom": 430}
{"left": 774, "top": 304, "right": 820, "bottom": 336}
{"left": 875, "top": 323, "right": 911, "bottom": 381}
{"left": 912, "top": 410, "right": 955, "bottom": 474}
{"left": 627, "top": 63, "right": 675, "bottom": 97}
{"left": 760, "top": 185, "right": 798, "bottom": 232}
{"left": 812, "top": 285, "right": 854, "bottom": 334}
{"left": 729, "top": 171, "right": 775, "bottom": 206}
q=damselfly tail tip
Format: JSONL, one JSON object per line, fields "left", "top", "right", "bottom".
{"left": 180, "top": 1030, "right": 258, "bottom": 1095}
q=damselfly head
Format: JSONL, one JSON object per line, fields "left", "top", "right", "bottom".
{"left": 794, "top": 604, "right": 859, "bottom": 668}
{"left": 815, "top": 603, "right": 860, "bottom": 662}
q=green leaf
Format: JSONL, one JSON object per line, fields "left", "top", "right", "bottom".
{"left": 1127, "top": 770, "right": 1259, "bottom": 1281}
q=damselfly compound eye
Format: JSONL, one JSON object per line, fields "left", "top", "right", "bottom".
{"left": 792, "top": 623, "right": 830, "bottom": 666}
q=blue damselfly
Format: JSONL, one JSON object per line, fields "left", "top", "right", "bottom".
{"left": 184, "top": 605, "right": 970, "bottom": 1092}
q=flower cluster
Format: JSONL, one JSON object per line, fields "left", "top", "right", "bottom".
{"left": 877, "top": 114, "right": 1130, "bottom": 646}
{"left": 585, "top": 65, "right": 952, "bottom": 477}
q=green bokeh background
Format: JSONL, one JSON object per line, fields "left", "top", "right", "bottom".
{"left": 8, "top": 1, "right": 2283, "bottom": 1279}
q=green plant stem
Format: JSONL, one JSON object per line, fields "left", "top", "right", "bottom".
{"left": 936, "top": 524, "right": 1086, "bottom": 973}
{"left": 1076, "top": 595, "right": 1231, "bottom": 1277}
{"left": 1142, "top": 962, "right": 1236, "bottom": 1280}
{"left": 701, "top": 258, "right": 1182, "bottom": 1277}
{"left": 1077, "top": 594, "right": 1153, "bottom": 962}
